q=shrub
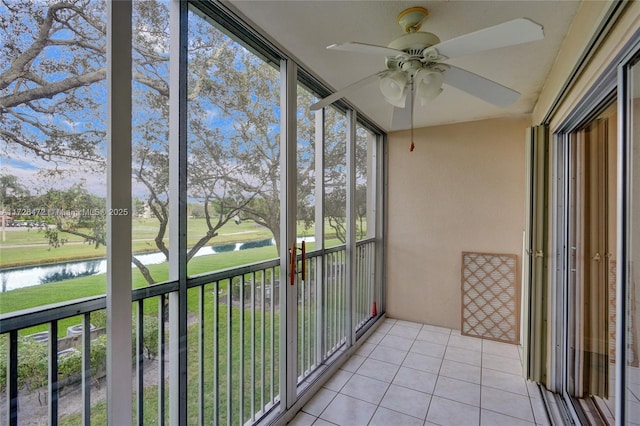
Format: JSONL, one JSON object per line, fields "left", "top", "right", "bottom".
{"left": 0, "top": 313, "right": 159, "bottom": 393}
{"left": 134, "top": 315, "right": 159, "bottom": 360}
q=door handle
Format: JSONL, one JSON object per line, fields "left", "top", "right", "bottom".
{"left": 301, "top": 240, "right": 306, "bottom": 282}
{"left": 290, "top": 242, "right": 296, "bottom": 285}
{"left": 592, "top": 252, "right": 601, "bottom": 262}
{"left": 290, "top": 241, "right": 307, "bottom": 285}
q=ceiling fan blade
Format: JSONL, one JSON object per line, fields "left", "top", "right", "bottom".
{"left": 443, "top": 66, "right": 520, "bottom": 107}
{"left": 310, "top": 70, "right": 387, "bottom": 111}
{"left": 432, "top": 18, "right": 543, "bottom": 59}
{"left": 328, "top": 42, "right": 406, "bottom": 57}
{"left": 390, "top": 83, "right": 414, "bottom": 130}
{"left": 391, "top": 105, "right": 412, "bottom": 131}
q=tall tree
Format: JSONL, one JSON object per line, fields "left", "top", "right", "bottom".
{"left": 0, "top": 174, "right": 29, "bottom": 210}
{"left": 0, "top": 0, "right": 168, "bottom": 169}
{"left": 1, "top": 0, "right": 322, "bottom": 286}
{"left": 1, "top": 0, "right": 382, "bottom": 289}
{"left": 36, "top": 183, "right": 106, "bottom": 247}
{"left": 189, "top": 37, "right": 312, "bottom": 252}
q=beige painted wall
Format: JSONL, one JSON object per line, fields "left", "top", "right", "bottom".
{"left": 386, "top": 117, "right": 531, "bottom": 329}
{"left": 383, "top": 0, "right": 639, "bottom": 331}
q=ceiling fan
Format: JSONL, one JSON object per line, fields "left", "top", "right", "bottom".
{"left": 310, "top": 7, "right": 544, "bottom": 117}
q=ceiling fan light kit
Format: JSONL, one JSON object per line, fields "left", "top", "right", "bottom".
{"left": 415, "top": 69, "right": 444, "bottom": 105}
{"left": 310, "top": 6, "right": 544, "bottom": 119}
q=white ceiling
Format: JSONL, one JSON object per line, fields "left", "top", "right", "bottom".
{"left": 226, "top": 1, "right": 581, "bottom": 131}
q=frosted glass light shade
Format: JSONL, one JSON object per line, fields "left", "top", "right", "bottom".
{"left": 416, "top": 70, "right": 444, "bottom": 105}
{"left": 379, "top": 71, "right": 408, "bottom": 107}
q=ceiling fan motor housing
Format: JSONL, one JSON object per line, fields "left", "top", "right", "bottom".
{"left": 388, "top": 32, "right": 440, "bottom": 53}
{"left": 385, "top": 32, "right": 443, "bottom": 76}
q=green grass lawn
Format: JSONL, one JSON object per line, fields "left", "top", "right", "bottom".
{"left": 0, "top": 218, "right": 274, "bottom": 268}
{"left": 1, "top": 245, "right": 284, "bottom": 424}
{"left": 0, "top": 207, "right": 359, "bottom": 425}
{"left": 0, "top": 237, "right": 340, "bottom": 318}
{"left": 56, "top": 298, "right": 282, "bottom": 426}
{"left": 0, "top": 231, "right": 351, "bottom": 425}
{"left": 0, "top": 217, "right": 355, "bottom": 269}
{"left": 0, "top": 245, "right": 279, "bottom": 317}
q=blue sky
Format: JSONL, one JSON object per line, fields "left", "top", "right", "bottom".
{"left": 0, "top": 1, "right": 325, "bottom": 204}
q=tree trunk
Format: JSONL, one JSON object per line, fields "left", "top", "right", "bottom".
{"left": 131, "top": 256, "right": 156, "bottom": 286}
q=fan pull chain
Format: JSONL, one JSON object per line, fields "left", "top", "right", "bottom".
{"left": 410, "top": 76, "right": 415, "bottom": 152}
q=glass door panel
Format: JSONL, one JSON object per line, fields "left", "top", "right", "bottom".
{"left": 354, "top": 125, "right": 376, "bottom": 331}
{"left": 566, "top": 104, "right": 617, "bottom": 423}
{"left": 324, "top": 109, "right": 348, "bottom": 249}
{"left": 185, "top": 8, "right": 282, "bottom": 424}
{"left": 624, "top": 56, "right": 640, "bottom": 423}
{"left": 296, "top": 84, "right": 319, "bottom": 384}
{"left": 185, "top": 15, "right": 281, "bottom": 277}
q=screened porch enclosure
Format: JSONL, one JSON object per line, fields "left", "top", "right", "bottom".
{"left": 0, "top": 1, "right": 385, "bottom": 425}
{"left": 0, "top": 240, "right": 380, "bottom": 424}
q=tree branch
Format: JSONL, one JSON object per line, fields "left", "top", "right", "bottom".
{"left": 131, "top": 256, "right": 156, "bottom": 286}
{"left": 133, "top": 71, "right": 168, "bottom": 97}
{"left": 0, "top": 69, "right": 106, "bottom": 110}
{"left": 0, "top": 2, "right": 59, "bottom": 90}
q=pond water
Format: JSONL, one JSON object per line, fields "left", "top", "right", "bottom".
{"left": 0, "top": 238, "right": 278, "bottom": 292}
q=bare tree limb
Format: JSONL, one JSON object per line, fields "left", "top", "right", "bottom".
{"left": 0, "top": 69, "right": 106, "bottom": 110}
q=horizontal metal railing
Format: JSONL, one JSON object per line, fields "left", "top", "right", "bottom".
{"left": 0, "top": 240, "right": 379, "bottom": 425}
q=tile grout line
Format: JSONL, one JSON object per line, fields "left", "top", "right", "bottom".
{"left": 425, "top": 326, "right": 451, "bottom": 424}
{"left": 308, "top": 387, "right": 339, "bottom": 422}
{"left": 299, "top": 320, "right": 530, "bottom": 426}
{"left": 366, "top": 323, "right": 417, "bottom": 425}
{"left": 363, "top": 319, "right": 395, "bottom": 426}
{"left": 525, "top": 371, "right": 547, "bottom": 426}
{"left": 369, "top": 322, "right": 447, "bottom": 425}
{"left": 483, "top": 407, "right": 540, "bottom": 425}
{"left": 482, "top": 338, "right": 538, "bottom": 425}
{"left": 315, "top": 321, "right": 394, "bottom": 424}
{"left": 520, "top": 341, "right": 541, "bottom": 426}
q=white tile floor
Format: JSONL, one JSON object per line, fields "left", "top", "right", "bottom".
{"left": 288, "top": 318, "right": 550, "bottom": 426}
{"left": 627, "top": 366, "right": 640, "bottom": 424}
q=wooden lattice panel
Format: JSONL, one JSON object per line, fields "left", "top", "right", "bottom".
{"left": 461, "top": 252, "right": 519, "bottom": 344}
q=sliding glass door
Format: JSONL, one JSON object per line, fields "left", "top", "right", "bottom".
{"left": 622, "top": 53, "right": 640, "bottom": 424}
{"left": 554, "top": 40, "right": 640, "bottom": 425}
{"left": 565, "top": 112, "right": 617, "bottom": 422}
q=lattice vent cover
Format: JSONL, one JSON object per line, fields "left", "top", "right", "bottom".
{"left": 461, "top": 252, "right": 519, "bottom": 343}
